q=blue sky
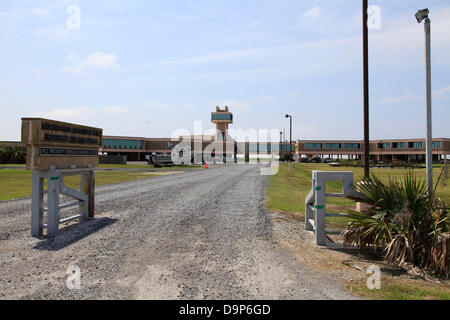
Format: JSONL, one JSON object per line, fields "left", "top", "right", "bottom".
{"left": 1, "top": 0, "right": 449, "bottom": 141}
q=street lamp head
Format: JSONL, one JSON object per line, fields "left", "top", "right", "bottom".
{"left": 415, "top": 8, "right": 429, "bottom": 23}
{"left": 285, "top": 114, "right": 290, "bottom": 118}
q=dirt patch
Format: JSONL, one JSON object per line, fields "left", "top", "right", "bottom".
{"left": 270, "top": 210, "right": 450, "bottom": 299}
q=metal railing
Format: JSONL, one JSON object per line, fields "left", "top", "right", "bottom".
{"left": 305, "top": 171, "right": 365, "bottom": 246}
{"left": 32, "top": 167, "right": 95, "bottom": 238}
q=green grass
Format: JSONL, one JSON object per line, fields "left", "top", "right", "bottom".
{"left": 265, "top": 163, "right": 450, "bottom": 226}
{"left": 347, "top": 280, "right": 450, "bottom": 300}
{"left": 98, "top": 164, "right": 202, "bottom": 170}
{"left": 0, "top": 169, "right": 158, "bottom": 201}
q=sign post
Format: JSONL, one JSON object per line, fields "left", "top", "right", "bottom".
{"left": 21, "top": 118, "right": 102, "bottom": 238}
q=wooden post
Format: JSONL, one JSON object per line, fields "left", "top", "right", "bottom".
{"left": 82, "top": 170, "right": 95, "bottom": 218}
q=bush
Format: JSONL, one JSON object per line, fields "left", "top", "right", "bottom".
{"left": 0, "top": 144, "right": 27, "bottom": 164}
{"left": 343, "top": 170, "right": 449, "bottom": 277}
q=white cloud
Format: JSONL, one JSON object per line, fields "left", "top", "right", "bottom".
{"left": 378, "top": 93, "right": 417, "bottom": 104}
{"left": 219, "top": 100, "right": 249, "bottom": 111}
{"left": 36, "top": 27, "right": 70, "bottom": 39}
{"left": 42, "top": 107, "right": 90, "bottom": 121}
{"left": 104, "top": 106, "right": 126, "bottom": 113}
{"left": 32, "top": 69, "right": 41, "bottom": 75}
{"left": 302, "top": 6, "right": 322, "bottom": 20}
{"left": 33, "top": 8, "right": 50, "bottom": 16}
{"left": 435, "top": 85, "right": 450, "bottom": 96}
{"left": 61, "top": 52, "right": 119, "bottom": 76}
{"left": 66, "top": 53, "right": 79, "bottom": 61}
{"left": 144, "top": 101, "right": 171, "bottom": 109}
{"left": 255, "top": 95, "right": 272, "bottom": 103}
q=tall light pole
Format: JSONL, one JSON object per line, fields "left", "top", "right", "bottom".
{"left": 285, "top": 114, "right": 293, "bottom": 162}
{"left": 280, "top": 131, "right": 283, "bottom": 161}
{"left": 362, "top": 0, "right": 370, "bottom": 179}
{"left": 416, "top": 8, "right": 433, "bottom": 195}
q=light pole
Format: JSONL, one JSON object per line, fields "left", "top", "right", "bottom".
{"left": 380, "top": 140, "right": 383, "bottom": 164}
{"left": 416, "top": 8, "right": 433, "bottom": 195}
{"left": 362, "top": 0, "right": 370, "bottom": 179}
{"left": 280, "top": 131, "right": 283, "bottom": 161}
{"left": 285, "top": 114, "right": 293, "bottom": 162}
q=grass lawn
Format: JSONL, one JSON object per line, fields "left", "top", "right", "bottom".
{"left": 265, "top": 163, "right": 450, "bottom": 226}
{"left": 0, "top": 169, "right": 158, "bottom": 201}
{"left": 265, "top": 163, "right": 450, "bottom": 300}
{"left": 347, "top": 278, "right": 450, "bottom": 300}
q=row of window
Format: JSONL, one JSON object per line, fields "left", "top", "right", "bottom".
{"left": 248, "top": 144, "right": 294, "bottom": 153}
{"left": 379, "top": 141, "right": 442, "bottom": 149}
{"left": 304, "top": 141, "right": 443, "bottom": 150}
{"left": 211, "top": 114, "right": 233, "bottom": 121}
{"left": 305, "top": 143, "right": 361, "bottom": 150}
{"left": 103, "top": 139, "right": 143, "bottom": 150}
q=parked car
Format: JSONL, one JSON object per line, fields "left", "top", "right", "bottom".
{"left": 311, "top": 157, "right": 320, "bottom": 163}
{"left": 324, "top": 158, "right": 333, "bottom": 163}
{"left": 300, "top": 157, "right": 308, "bottom": 163}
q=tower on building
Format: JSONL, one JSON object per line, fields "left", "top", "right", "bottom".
{"left": 211, "top": 106, "right": 233, "bottom": 141}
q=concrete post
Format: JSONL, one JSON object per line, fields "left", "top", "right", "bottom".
{"left": 313, "top": 171, "right": 326, "bottom": 246}
{"left": 31, "top": 171, "right": 44, "bottom": 237}
{"left": 47, "top": 170, "right": 60, "bottom": 237}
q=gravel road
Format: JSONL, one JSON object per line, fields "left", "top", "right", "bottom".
{"left": 0, "top": 164, "right": 356, "bottom": 300}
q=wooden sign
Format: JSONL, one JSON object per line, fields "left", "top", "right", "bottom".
{"left": 21, "top": 118, "right": 103, "bottom": 170}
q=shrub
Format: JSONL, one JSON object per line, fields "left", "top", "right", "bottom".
{"left": 343, "top": 170, "right": 449, "bottom": 277}
{"left": 0, "top": 144, "right": 27, "bottom": 164}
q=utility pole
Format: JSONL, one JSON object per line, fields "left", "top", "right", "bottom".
{"left": 285, "top": 114, "right": 293, "bottom": 162}
{"left": 363, "top": 0, "right": 370, "bottom": 179}
{"left": 416, "top": 8, "right": 433, "bottom": 194}
{"left": 280, "top": 131, "right": 283, "bottom": 161}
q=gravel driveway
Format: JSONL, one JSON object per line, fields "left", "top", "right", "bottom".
{"left": 0, "top": 164, "right": 355, "bottom": 299}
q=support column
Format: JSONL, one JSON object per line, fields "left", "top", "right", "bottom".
{"left": 81, "top": 170, "right": 95, "bottom": 219}
{"left": 47, "top": 170, "right": 60, "bottom": 238}
{"left": 31, "top": 171, "right": 44, "bottom": 237}
{"left": 314, "top": 171, "right": 326, "bottom": 246}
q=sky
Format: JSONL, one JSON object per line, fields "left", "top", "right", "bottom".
{"left": 0, "top": 0, "right": 449, "bottom": 142}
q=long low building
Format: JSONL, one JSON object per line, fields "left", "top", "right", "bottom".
{"left": 1, "top": 137, "right": 448, "bottom": 163}
{"left": 296, "top": 138, "right": 449, "bottom": 162}
{"left": 1, "top": 107, "right": 448, "bottom": 164}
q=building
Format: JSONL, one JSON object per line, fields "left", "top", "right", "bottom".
{"left": 99, "top": 106, "right": 238, "bottom": 162}
{"left": 2, "top": 108, "right": 449, "bottom": 164}
{"left": 296, "top": 138, "right": 449, "bottom": 163}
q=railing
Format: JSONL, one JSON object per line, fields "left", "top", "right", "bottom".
{"left": 32, "top": 167, "right": 95, "bottom": 238}
{"left": 305, "top": 171, "right": 365, "bottom": 246}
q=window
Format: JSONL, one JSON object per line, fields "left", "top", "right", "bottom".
{"left": 259, "top": 143, "right": 270, "bottom": 153}
{"left": 103, "top": 139, "right": 142, "bottom": 150}
{"left": 323, "top": 143, "right": 340, "bottom": 150}
{"left": 409, "top": 142, "right": 424, "bottom": 148}
{"left": 211, "top": 114, "right": 233, "bottom": 121}
{"left": 432, "top": 141, "right": 442, "bottom": 148}
{"left": 281, "top": 144, "right": 294, "bottom": 152}
{"left": 343, "top": 143, "right": 360, "bottom": 150}
{"left": 305, "top": 143, "right": 322, "bottom": 150}
{"left": 392, "top": 142, "right": 406, "bottom": 149}
{"left": 378, "top": 142, "right": 390, "bottom": 149}
{"left": 249, "top": 144, "right": 258, "bottom": 152}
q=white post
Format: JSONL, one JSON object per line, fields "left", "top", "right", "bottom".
{"left": 424, "top": 18, "right": 433, "bottom": 195}
{"left": 47, "top": 169, "right": 60, "bottom": 237}
{"left": 31, "top": 171, "right": 44, "bottom": 237}
{"left": 313, "top": 171, "right": 326, "bottom": 246}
